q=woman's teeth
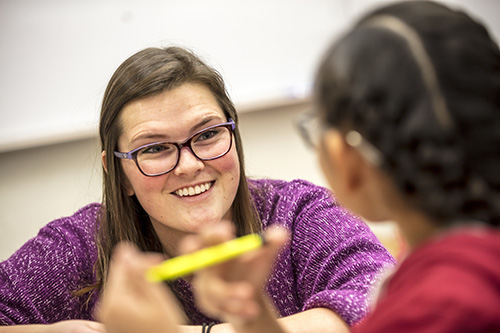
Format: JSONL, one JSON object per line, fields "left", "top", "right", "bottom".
{"left": 175, "top": 182, "right": 212, "bottom": 197}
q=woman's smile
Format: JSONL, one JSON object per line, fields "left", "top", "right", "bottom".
{"left": 173, "top": 181, "right": 214, "bottom": 197}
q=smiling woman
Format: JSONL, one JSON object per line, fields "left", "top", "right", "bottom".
{"left": 0, "top": 46, "right": 394, "bottom": 332}
{"left": 110, "top": 83, "right": 242, "bottom": 257}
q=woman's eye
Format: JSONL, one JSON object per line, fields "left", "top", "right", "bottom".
{"left": 141, "top": 144, "right": 171, "bottom": 155}
{"left": 197, "top": 129, "right": 219, "bottom": 141}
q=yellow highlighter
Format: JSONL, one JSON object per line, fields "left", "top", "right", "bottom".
{"left": 146, "top": 233, "right": 264, "bottom": 282}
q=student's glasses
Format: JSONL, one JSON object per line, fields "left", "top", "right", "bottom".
{"left": 114, "top": 119, "right": 235, "bottom": 177}
{"left": 296, "top": 110, "right": 383, "bottom": 166}
{"left": 295, "top": 109, "right": 325, "bottom": 149}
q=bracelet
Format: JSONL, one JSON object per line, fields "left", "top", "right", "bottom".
{"left": 202, "top": 322, "right": 216, "bottom": 333}
{"left": 207, "top": 323, "right": 215, "bottom": 333}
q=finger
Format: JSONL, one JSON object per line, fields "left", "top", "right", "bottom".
{"left": 103, "top": 244, "right": 185, "bottom": 324}
{"left": 194, "top": 271, "right": 255, "bottom": 317}
{"left": 96, "top": 245, "right": 132, "bottom": 322}
{"left": 262, "top": 226, "right": 289, "bottom": 259}
{"left": 104, "top": 242, "right": 137, "bottom": 294}
{"left": 224, "top": 296, "right": 261, "bottom": 319}
{"left": 178, "top": 234, "right": 204, "bottom": 255}
{"left": 207, "top": 280, "right": 260, "bottom": 320}
{"left": 106, "top": 243, "right": 161, "bottom": 301}
{"left": 226, "top": 226, "right": 289, "bottom": 283}
{"left": 200, "top": 220, "right": 235, "bottom": 247}
{"left": 178, "top": 221, "right": 235, "bottom": 256}
{"left": 201, "top": 226, "right": 288, "bottom": 282}
{"left": 120, "top": 249, "right": 166, "bottom": 298}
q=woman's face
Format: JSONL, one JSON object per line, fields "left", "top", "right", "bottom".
{"left": 116, "top": 83, "right": 240, "bottom": 253}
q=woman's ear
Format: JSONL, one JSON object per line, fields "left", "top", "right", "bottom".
{"left": 101, "top": 150, "right": 108, "bottom": 174}
{"left": 102, "top": 150, "right": 135, "bottom": 196}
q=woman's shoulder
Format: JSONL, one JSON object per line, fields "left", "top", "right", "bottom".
{"left": 247, "top": 178, "right": 343, "bottom": 228}
{"left": 41, "top": 203, "right": 101, "bottom": 254}
{"left": 2, "top": 203, "right": 101, "bottom": 265}
{"left": 0, "top": 204, "right": 102, "bottom": 324}
{"left": 248, "top": 178, "right": 333, "bottom": 200}
{"left": 46, "top": 203, "right": 101, "bottom": 233}
{"left": 248, "top": 177, "right": 322, "bottom": 187}
{"left": 26, "top": 203, "right": 101, "bottom": 271}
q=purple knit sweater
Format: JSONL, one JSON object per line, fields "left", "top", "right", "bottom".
{"left": 0, "top": 179, "right": 394, "bottom": 326}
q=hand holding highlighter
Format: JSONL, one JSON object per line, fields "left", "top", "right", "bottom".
{"left": 146, "top": 233, "right": 264, "bottom": 282}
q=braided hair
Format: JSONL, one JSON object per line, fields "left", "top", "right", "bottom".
{"left": 315, "top": 1, "right": 500, "bottom": 226}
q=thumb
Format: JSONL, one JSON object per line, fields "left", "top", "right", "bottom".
{"left": 263, "top": 226, "right": 289, "bottom": 255}
{"left": 242, "top": 226, "right": 289, "bottom": 284}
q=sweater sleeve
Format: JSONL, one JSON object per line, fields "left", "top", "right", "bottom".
{"left": 0, "top": 204, "right": 99, "bottom": 325}
{"left": 289, "top": 183, "right": 395, "bottom": 325}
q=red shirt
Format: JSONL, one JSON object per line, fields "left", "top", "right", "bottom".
{"left": 353, "top": 227, "right": 500, "bottom": 332}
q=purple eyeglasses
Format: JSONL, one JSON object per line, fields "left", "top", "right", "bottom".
{"left": 114, "top": 119, "right": 235, "bottom": 176}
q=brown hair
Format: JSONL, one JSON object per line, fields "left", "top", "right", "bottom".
{"left": 83, "top": 46, "right": 261, "bottom": 296}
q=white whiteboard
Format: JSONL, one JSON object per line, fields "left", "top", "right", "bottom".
{"left": 0, "top": 0, "right": 352, "bottom": 152}
{"left": 1, "top": 0, "right": 498, "bottom": 152}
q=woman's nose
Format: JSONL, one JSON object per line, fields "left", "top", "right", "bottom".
{"left": 172, "top": 146, "right": 204, "bottom": 176}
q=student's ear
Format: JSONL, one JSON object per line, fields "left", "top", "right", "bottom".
{"left": 321, "top": 130, "right": 367, "bottom": 193}
{"left": 322, "top": 130, "right": 394, "bottom": 222}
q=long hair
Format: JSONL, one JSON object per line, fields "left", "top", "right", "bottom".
{"left": 315, "top": 1, "right": 500, "bottom": 226}
{"left": 84, "top": 47, "right": 261, "bottom": 296}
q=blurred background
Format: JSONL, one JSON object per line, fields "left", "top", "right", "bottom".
{"left": 1, "top": 0, "right": 499, "bottom": 259}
